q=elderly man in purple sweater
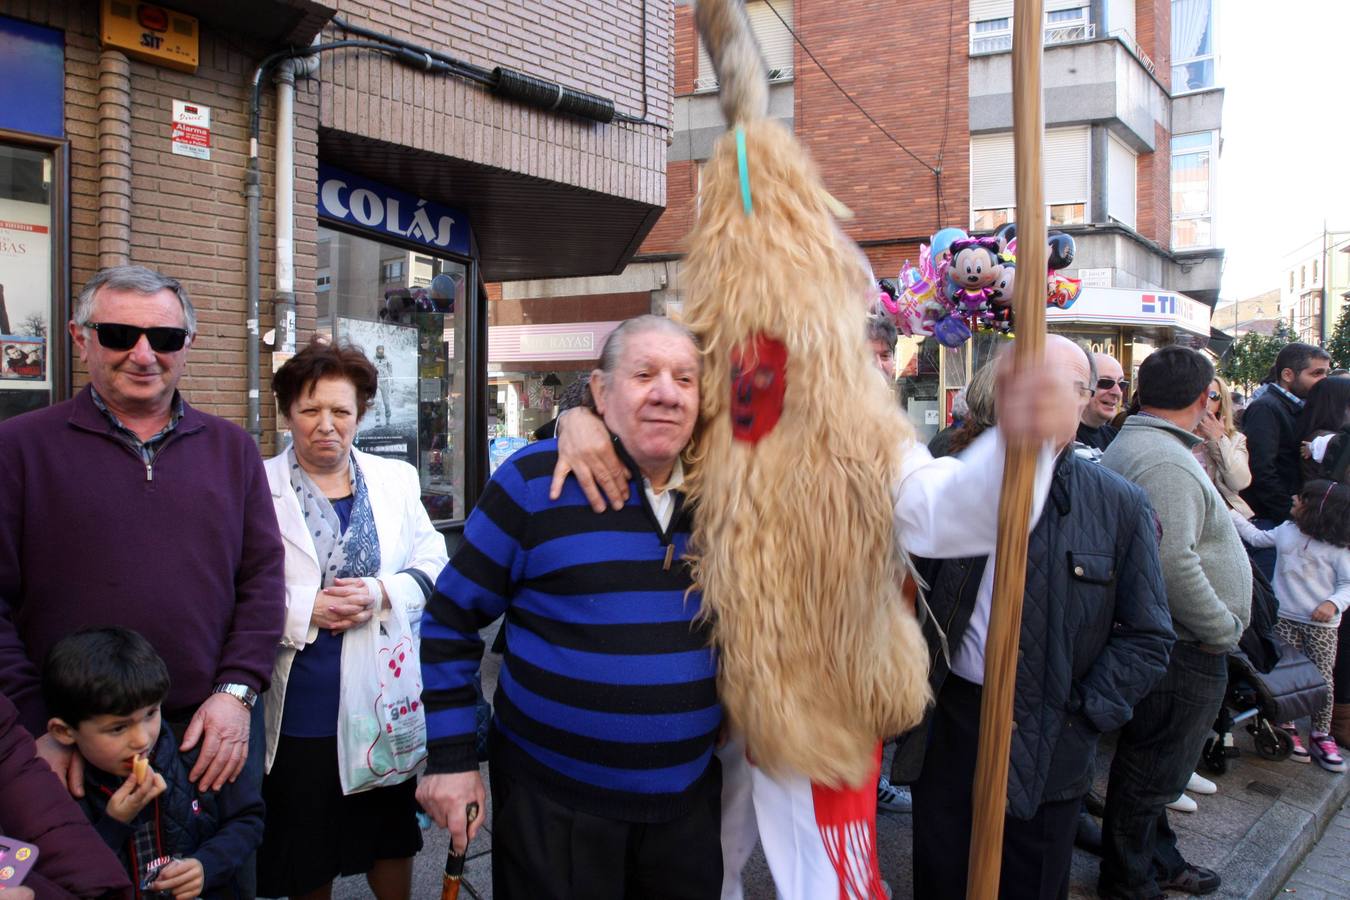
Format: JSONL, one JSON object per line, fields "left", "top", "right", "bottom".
{"left": 0, "top": 266, "right": 284, "bottom": 813}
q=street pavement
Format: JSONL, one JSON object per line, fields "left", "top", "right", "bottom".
{"left": 331, "top": 620, "right": 1350, "bottom": 899}
{"left": 1277, "top": 799, "right": 1350, "bottom": 899}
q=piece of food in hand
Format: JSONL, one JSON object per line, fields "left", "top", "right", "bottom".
{"left": 133, "top": 754, "right": 149, "bottom": 784}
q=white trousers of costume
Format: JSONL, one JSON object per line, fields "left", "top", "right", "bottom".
{"left": 719, "top": 735, "right": 886, "bottom": 900}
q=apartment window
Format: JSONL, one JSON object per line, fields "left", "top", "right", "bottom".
{"left": 969, "top": 2, "right": 1093, "bottom": 53}
{"left": 380, "top": 259, "right": 404, "bottom": 282}
{"left": 1172, "top": 0, "right": 1216, "bottom": 92}
{"left": 1046, "top": 7, "right": 1087, "bottom": 25}
{"left": 696, "top": 0, "right": 794, "bottom": 91}
{"left": 971, "top": 127, "right": 1090, "bottom": 230}
{"left": 1289, "top": 271, "right": 1295, "bottom": 291}
{"left": 1171, "top": 131, "right": 1217, "bottom": 249}
{"left": 1301, "top": 266, "right": 1307, "bottom": 289}
{"left": 1313, "top": 259, "right": 1319, "bottom": 283}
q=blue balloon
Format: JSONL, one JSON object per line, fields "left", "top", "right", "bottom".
{"left": 930, "top": 227, "right": 968, "bottom": 262}
{"left": 932, "top": 314, "right": 972, "bottom": 348}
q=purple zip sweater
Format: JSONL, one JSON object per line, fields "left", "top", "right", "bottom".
{"left": 0, "top": 386, "right": 285, "bottom": 735}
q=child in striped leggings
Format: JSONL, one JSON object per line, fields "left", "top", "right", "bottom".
{"left": 1232, "top": 480, "right": 1350, "bottom": 772}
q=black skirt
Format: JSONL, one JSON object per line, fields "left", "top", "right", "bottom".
{"left": 257, "top": 734, "right": 423, "bottom": 897}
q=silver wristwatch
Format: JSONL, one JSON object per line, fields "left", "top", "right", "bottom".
{"left": 213, "top": 682, "right": 259, "bottom": 710}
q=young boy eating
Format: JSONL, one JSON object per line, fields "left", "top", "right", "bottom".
{"left": 43, "top": 628, "right": 263, "bottom": 899}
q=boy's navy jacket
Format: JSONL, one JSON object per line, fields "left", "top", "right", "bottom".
{"left": 77, "top": 721, "right": 263, "bottom": 898}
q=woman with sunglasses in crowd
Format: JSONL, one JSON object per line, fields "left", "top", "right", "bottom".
{"left": 1193, "top": 373, "right": 1254, "bottom": 520}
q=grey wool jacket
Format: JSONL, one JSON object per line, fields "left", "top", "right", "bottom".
{"left": 1101, "top": 415, "right": 1252, "bottom": 651}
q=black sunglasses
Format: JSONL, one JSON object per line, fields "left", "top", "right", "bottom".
{"left": 86, "top": 322, "right": 190, "bottom": 353}
{"left": 1096, "top": 377, "right": 1130, "bottom": 391}
{"left": 1208, "top": 391, "right": 1222, "bottom": 401}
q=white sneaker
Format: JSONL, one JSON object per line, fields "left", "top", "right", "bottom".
{"left": 1166, "top": 792, "right": 1197, "bottom": 813}
{"left": 876, "top": 775, "right": 912, "bottom": 814}
{"left": 1186, "top": 772, "right": 1218, "bottom": 795}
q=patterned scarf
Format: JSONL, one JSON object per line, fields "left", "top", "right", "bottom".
{"left": 287, "top": 446, "right": 381, "bottom": 586}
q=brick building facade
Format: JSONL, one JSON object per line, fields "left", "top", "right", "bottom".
{"left": 504, "top": 0, "right": 1225, "bottom": 440}
{"left": 0, "top": 0, "right": 673, "bottom": 527}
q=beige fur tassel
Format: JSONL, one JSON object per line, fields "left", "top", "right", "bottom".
{"left": 680, "top": 103, "right": 931, "bottom": 784}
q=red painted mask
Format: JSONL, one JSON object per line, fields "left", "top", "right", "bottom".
{"left": 730, "top": 334, "right": 788, "bottom": 443}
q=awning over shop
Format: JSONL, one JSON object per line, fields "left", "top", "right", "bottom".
{"left": 1208, "top": 327, "right": 1234, "bottom": 358}
{"left": 319, "top": 131, "right": 664, "bottom": 283}
{"left": 1047, "top": 287, "right": 1211, "bottom": 338}
{"left": 168, "top": 0, "right": 333, "bottom": 46}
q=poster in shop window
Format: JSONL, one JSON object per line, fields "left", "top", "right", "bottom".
{"left": 336, "top": 317, "right": 419, "bottom": 466}
{"left": 0, "top": 197, "right": 51, "bottom": 389}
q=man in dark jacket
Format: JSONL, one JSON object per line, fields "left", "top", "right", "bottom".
{"left": 1240, "top": 342, "right": 1330, "bottom": 573}
{"left": 893, "top": 336, "right": 1175, "bottom": 900}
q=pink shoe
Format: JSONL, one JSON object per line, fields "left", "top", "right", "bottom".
{"left": 1311, "top": 734, "right": 1347, "bottom": 773}
{"left": 1282, "top": 724, "right": 1311, "bottom": 763}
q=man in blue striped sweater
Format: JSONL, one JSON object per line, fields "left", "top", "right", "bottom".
{"left": 417, "top": 316, "right": 720, "bottom": 898}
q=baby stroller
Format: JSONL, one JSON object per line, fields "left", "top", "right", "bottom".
{"left": 1202, "top": 559, "right": 1329, "bottom": 773}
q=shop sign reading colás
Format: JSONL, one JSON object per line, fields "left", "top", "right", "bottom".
{"left": 318, "top": 164, "right": 470, "bottom": 256}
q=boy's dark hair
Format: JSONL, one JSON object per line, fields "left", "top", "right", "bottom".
{"left": 1292, "top": 479, "right": 1350, "bottom": 549}
{"left": 1137, "top": 346, "right": 1214, "bottom": 411}
{"left": 1265, "top": 342, "right": 1331, "bottom": 385}
{"left": 42, "top": 628, "right": 170, "bottom": 726}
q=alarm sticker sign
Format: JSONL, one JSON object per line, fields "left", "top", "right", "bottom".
{"left": 171, "top": 101, "right": 211, "bottom": 160}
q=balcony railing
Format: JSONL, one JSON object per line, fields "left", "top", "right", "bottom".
{"left": 969, "top": 22, "right": 1096, "bottom": 55}
{"left": 694, "top": 66, "right": 794, "bottom": 94}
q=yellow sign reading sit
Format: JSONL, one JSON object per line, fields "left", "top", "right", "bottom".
{"left": 100, "top": 0, "right": 199, "bottom": 73}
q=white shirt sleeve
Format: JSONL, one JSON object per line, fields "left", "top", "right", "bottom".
{"left": 891, "top": 429, "right": 1058, "bottom": 559}
{"left": 1310, "top": 433, "right": 1334, "bottom": 464}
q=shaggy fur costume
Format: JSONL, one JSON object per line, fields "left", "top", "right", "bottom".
{"left": 682, "top": 1, "right": 931, "bottom": 790}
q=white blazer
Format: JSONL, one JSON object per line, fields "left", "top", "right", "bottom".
{"left": 262, "top": 447, "right": 449, "bottom": 772}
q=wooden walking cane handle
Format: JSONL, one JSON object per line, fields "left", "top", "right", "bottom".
{"left": 966, "top": 0, "right": 1046, "bottom": 898}
{"left": 441, "top": 801, "right": 480, "bottom": 900}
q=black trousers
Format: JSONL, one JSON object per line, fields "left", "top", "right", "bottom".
{"left": 1099, "top": 642, "right": 1228, "bottom": 899}
{"left": 912, "top": 675, "right": 1081, "bottom": 900}
{"left": 488, "top": 746, "right": 722, "bottom": 900}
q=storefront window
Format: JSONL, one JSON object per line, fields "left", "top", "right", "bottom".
{"left": 0, "top": 142, "right": 55, "bottom": 421}
{"left": 316, "top": 224, "right": 469, "bottom": 524}
{"left": 896, "top": 336, "right": 941, "bottom": 440}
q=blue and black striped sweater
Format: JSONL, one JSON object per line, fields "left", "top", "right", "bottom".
{"left": 420, "top": 440, "right": 721, "bottom": 822}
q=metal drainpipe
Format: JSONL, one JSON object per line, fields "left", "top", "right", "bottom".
{"left": 97, "top": 49, "right": 132, "bottom": 267}
{"left": 245, "top": 122, "right": 263, "bottom": 444}
{"left": 273, "top": 52, "right": 319, "bottom": 359}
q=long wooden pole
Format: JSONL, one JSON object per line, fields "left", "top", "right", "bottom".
{"left": 966, "top": 0, "right": 1046, "bottom": 897}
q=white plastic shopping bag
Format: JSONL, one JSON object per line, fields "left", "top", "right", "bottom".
{"left": 337, "top": 597, "right": 427, "bottom": 794}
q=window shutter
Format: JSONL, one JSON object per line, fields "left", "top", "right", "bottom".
{"left": 971, "top": 1, "right": 1084, "bottom": 22}
{"left": 1107, "top": 133, "right": 1137, "bottom": 228}
{"left": 698, "top": 0, "right": 794, "bottom": 89}
{"left": 1044, "top": 126, "right": 1090, "bottom": 206}
{"left": 747, "top": 0, "right": 794, "bottom": 75}
{"left": 970, "top": 132, "right": 1015, "bottom": 210}
{"left": 971, "top": 127, "right": 1089, "bottom": 216}
{"left": 970, "top": 0, "right": 1012, "bottom": 22}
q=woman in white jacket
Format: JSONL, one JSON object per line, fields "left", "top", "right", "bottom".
{"left": 257, "top": 342, "right": 447, "bottom": 900}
